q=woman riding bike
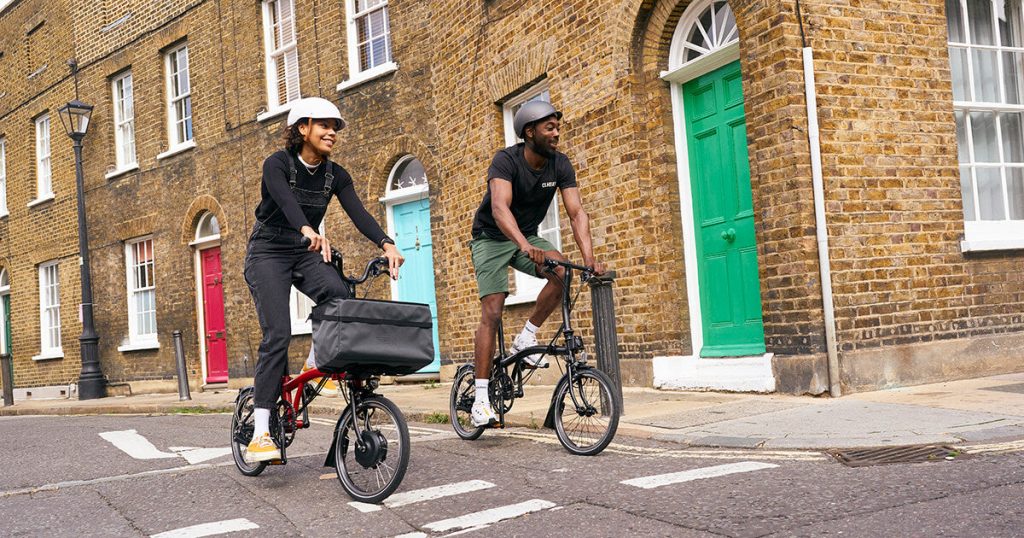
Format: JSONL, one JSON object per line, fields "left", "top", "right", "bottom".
{"left": 243, "top": 96, "right": 403, "bottom": 463}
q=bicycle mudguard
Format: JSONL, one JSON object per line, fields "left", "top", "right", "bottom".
{"left": 323, "top": 413, "right": 346, "bottom": 468}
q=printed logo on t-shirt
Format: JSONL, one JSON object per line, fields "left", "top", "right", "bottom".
{"left": 541, "top": 181, "right": 557, "bottom": 188}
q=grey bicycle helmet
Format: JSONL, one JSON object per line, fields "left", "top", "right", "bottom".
{"left": 513, "top": 101, "right": 562, "bottom": 138}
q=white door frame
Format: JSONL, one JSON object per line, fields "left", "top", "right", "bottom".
{"left": 654, "top": 1, "right": 773, "bottom": 391}
{"left": 381, "top": 155, "right": 429, "bottom": 300}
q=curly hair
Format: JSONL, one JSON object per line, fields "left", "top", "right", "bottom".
{"left": 282, "top": 122, "right": 305, "bottom": 155}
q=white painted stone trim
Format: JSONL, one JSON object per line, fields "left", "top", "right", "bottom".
{"left": 653, "top": 354, "right": 776, "bottom": 393}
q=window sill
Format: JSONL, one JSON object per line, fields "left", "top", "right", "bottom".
{"left": 27, "top": 194, "right": 55, "bottom": 208}
{"left": 156, "top": 140, "right": 196, "bottom": 160}
{"left": 257, "top": 101, "right": 296, "bottom": 123}
{"left": 291, "top": 326, "right": 312, "bottom": 336}
{"left": 505, "top": 291, "right": 539, "bottom": 306}
{"left": 118, "top": 341, "right": 160, "bottom": 352}
{"left": 105, "top": 163, "right": 139, "bottom": 180}
{"left": 337, "top": 62, "right": 398, "bottom": 92}
{"left": 961, "top": 238, "right": 1024, "bottom": 252}
{"left": 32, "top": 350, "right": 64, "bottom": 361}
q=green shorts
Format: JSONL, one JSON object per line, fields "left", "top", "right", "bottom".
{"left": 471, "top": 234, "right": 557, "bottom": 298}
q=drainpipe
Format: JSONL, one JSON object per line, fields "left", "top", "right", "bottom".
{"left": 798, "top": 0, "right": 841, "bottom": 397}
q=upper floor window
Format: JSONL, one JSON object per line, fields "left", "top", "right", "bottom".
{"left": 165, "top": 44, "right": 193, "bottom": 148}
{"left": 0, "top": 137, "right": 7, "bottom": 216}
{"left": 112, "top": 71, "right": 136, "bottom": 169}
{"left": 34, "top": 114, "right": 51, "bottom": 201}
{"left": 948, "top": 0, "right": 1024, "bottom": 250}
{"left": 502, "top": 83, "right": 563, "bottom": 304}
{"left": 346, "top": 0, "right": 393, "bottom": 75}
{"left": 124, "top": 237, "right": 157, "bottom": 348}
{"left": 262, "top": 0, "right": 300, "bottom": 111}
{"left": 36, "top": 260, "right": 61, "bottom": 359}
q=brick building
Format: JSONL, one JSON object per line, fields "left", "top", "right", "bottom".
{"left": 0, "top": 0, "right": 1020, "bottom": 398}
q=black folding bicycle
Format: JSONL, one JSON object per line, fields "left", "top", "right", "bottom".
{"left": 449, "top": 258, "right": 620, "bottom": 456}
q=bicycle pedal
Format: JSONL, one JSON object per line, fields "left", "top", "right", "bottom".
{"left": 267, "top": 459, "right": 286, "bottom": 465}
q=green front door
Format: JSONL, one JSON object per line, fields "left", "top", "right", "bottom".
{"left": 683, "top": 60, "right": 766, "bottom": 357}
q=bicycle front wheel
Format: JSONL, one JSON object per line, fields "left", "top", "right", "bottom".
{"left": 553, "top": 368, "right": 620, "bottom": 456}
{"left": 334, "top": 396, "right": 410, "bottom": 503}
{"left": 230, "top": 388, "right": 268, "bottom": 476}
{"left": 449, "top": 366, "right": 485, "bottom": 440}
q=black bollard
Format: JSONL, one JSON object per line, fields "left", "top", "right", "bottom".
{"left": 589, "top": 271, "right": 624, "bottom": 414}
{"left": 1, "top": 353, "right": 13, "bottom": 406}
{"left": 172, "top": 331, "right": 192, "bottom": 401}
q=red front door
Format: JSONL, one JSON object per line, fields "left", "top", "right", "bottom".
{"left": 201, "top": 247, "right": 228, "bottom": 383}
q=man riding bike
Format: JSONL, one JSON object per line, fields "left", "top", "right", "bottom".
{"left": 469, "top": 100, "right": 605, "bottom": 427}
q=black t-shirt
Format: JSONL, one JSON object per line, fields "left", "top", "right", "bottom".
{"left": 254, "top": 150, "right": 388, "bottom": 245}
{"left": 471, "top": 143, "right": 577, "bottom": 241}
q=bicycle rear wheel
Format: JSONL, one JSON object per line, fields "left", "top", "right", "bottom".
{"left": 334, "top": 396, "right": 410, "bottom": 503}
{"left": 449, "top": 366, "right": 485, "bottom": 440}
{"left": 230, "top": 388, "right": 268, "bottom": 476}
{"left": 552, "top": 368, "right": 620, "bottom": 456}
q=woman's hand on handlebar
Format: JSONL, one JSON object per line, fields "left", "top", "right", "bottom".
{"left": 382, "top": 243, "right": 404, "bottom": 280}
{"left": 300, "top": 226, "right": 332, "bottom": 263}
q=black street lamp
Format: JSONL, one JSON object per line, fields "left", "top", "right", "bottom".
{"left": 58, "top": 70, "right": 105, "bottom": 400}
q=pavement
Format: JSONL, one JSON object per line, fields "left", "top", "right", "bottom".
{"left": 4, "top": 371, "right": 1024, "bottom": 452}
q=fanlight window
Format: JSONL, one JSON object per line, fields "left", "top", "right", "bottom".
{"left": 389, "top": 157, "right": 427, "bottom": 191}
{"left": 681, "top": 1, "right": 739, "bottom": 64}
{"left": 195, "top": 212, "right": 221, "bottom": 241}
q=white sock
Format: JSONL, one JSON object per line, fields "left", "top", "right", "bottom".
{"left": 305, "top": 346, "right": 316, "bottom": 369}
{"left": 520, "top": 320, "right": 539, "bottom": 340}
{"left": 253, "top": 407, "right": 271, "bottom": 438}
{"left": 475, "top": 379, "right": 489, "bottom": 405}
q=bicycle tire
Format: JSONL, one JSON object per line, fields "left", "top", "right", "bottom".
{"left": 334, "top": 396, "right": 410, "bottom": 503}
{"left": 449, "top": 366, "right": 485, "bottom": 440}
{"left": 230, "top": 388, "right": 268, "bottom": 476}
{"left": 552, "top": 368, "right": 620, "bottom": 456}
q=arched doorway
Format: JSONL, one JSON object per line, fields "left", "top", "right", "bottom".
{"left": 0, "top": 268, "right": 11, "bottom": 385}
{"left": 660, "top": 0, "right": 770, "bottom": 388}
{"left": 383, "top": 156, "right": 440, "bottom": 376}
{"left": 190, "top": 212, "right": 228, "bottom": 384}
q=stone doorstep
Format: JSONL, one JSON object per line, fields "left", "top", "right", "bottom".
{"left": 11, "top": 384, "right": 76, "bottom": 401}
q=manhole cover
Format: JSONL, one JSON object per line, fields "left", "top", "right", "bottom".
{"left": 831, "top": 445, "right": 961, "bottom": 467}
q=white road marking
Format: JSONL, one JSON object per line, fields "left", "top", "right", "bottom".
{"left": 423, "top": 499, "right": 556, "bottom": 533}
{"left": 393, "top": 533, "right": 427, "bottom": 538}
{"left": 170, "top": 447, "right": 233, "bottom": 465}
{"left": 350, "top": 480, "right": 496, "bottom": 512}
{"left": 151, "top": 518, "right": 258, "bottom": 538}
{"left": 621, "top": 461, "right": 779, "bottom": 489}
{"left": 100, "top": 430, "right": 178, "bottom": 459}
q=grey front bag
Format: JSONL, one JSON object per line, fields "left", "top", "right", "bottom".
{"left": 310, "top": 297, "right": 434, "bottom": 376}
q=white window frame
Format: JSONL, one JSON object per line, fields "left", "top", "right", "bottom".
{"left": 339, "top": 0, "right": 397, "bottom": 90}
{"left": 32, "top": 114, "right": 52, "bottom": 204}
{"left": 164, "top": 44, "right": 193, "bottom": 151}
{"left": 948, "top": 0, "right": 1024, "bottom": 251}
{"left": 0, "top": 137, "right": 7, "bottom": 217}
{"left": 261, "top": 0, "right": 300, "bottom": 114}
{"left": 502, "top": 82, "right": 563, "bottom": 305}
{"left": 290, "top": 221, "right": 326, "bottom": 334}
{"left": 122, "top": 236, "right": 159, "bottom": 350}
{"left": 111, "top": 71, "right": 137, "bottom": 171}
{"left": 35, "top": 260, "right": 61, "bottom": 360}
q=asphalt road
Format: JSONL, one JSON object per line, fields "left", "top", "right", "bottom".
{"left": 2, "top": 413, "right": 1023, "bottom": 537}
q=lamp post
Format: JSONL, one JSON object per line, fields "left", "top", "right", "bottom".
{"left": 58, "top": 92, "right": 105, "bottom": 400}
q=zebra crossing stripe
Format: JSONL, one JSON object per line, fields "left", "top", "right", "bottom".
{"left": 150, "top": 518, "right": 258, "bottom": 538}
{"left": 349, "top": 480, "right": 496, "bottom": 512}
{"left": 422, "top": 499, "right": 557, "bottom": 533}
{"left": 621, "top": 461, "right": 779, "bottom": 489}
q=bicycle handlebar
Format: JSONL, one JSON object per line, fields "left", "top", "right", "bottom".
{"left": 298, "top": 236, "right": 384, "bottom": 284}
{"left": 543, "top": 258, "right": 596, "bottom": 281}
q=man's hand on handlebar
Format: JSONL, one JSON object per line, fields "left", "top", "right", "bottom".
{"left": 519, "top": 243, "right": 546, "bottom": 265}
{"left": 300, "top": 226, "right": 331, "bottom": 263}
{"left": 382, "top": 242, "right": 404, "bottom": 280}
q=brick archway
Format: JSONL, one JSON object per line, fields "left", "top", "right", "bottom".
{"left": 180, "top": 195, "right": 228, "bottom": 245}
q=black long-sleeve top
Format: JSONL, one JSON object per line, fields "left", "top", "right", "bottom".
{"left": 254, "top": 151, "right": 389, "bottom": 246}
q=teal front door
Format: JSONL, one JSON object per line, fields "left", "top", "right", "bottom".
{"left": 393, "top": 198, "right": 440, "bottom": 373}
{"left": 683, "top": 60, "right": 766, "bottom": 357}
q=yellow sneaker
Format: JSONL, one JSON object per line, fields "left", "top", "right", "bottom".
{"left": 244, "top": 433, "right": 281, "bottom": 463}
{"left": 301, "top": 364, "right": 342, "bottom": 397}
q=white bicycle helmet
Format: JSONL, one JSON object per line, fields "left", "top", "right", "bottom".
{"left": 286, "top": 97, "right": 346, "bottom": 130}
